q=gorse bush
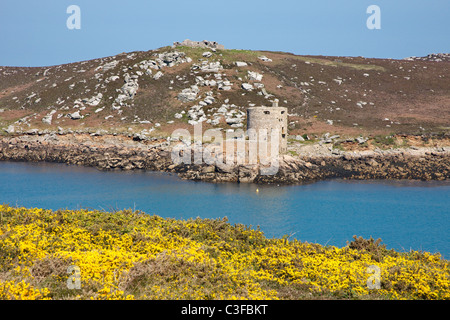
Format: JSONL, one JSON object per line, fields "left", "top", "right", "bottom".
{"left": 0, "top": 205, "right": 448, "bottom": 300}
{"left": 347, "top": 235, "right": 396, "bottom": 262}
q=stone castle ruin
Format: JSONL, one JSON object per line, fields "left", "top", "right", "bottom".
{"left": 170, "top": 99, "right": 288, "bottom": 176}
{"left": 247, "top": 99, "right": 288, "bottom": 153}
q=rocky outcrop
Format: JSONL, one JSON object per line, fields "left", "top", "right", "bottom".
{"left": 0, "top": 134, "right": 172, "bottom": 172}
{"left": 404, "top": 53, "right": 450, "bottom": 62}
{"left": 173, "top": 39, "right": 225, "bottom": 50}
{"left": 177, "top": 85, "right": 200, "bottom": 103}
{"left": 0, "top": 134, "right": 449, "bottom": 184}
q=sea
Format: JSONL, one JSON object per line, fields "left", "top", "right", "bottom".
{"left": 0, "top": 161, "right": 449, "bottom": 258}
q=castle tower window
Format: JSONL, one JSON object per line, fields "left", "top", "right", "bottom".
{"left": 264, "top": 111, "right": 270, "bottom": 115}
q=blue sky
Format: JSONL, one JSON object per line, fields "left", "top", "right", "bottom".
{"left": 0, "top": 0, "right": 449, "bottom": 67}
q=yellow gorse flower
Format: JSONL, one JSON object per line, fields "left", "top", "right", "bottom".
{"left": 0, "top": 205, "right": 448, "bottom": 300}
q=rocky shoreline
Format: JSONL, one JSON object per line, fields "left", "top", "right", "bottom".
{"left": 0, "top": 133, "right": 449, "bottom": 184}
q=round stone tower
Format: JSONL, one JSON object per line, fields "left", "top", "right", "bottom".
{"left": 247, "top": 99, "right": 288, "bottom": 153}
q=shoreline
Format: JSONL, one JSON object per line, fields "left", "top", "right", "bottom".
{"left": 1, "top": 133, "right": 449, "bottom": 184}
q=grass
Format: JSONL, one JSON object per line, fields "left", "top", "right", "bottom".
{"left": 172, "top": 46, "right": 261, "bottom": 66}
{"left": 332, "top": 143, "right": 346, "bottom": 151}
{"left": 371, "top": 135, "right": 396, "bottom": 148}
{"left": 219, "top": 49, "right": 261, "bottom": 64}
{"left": 292, "top": 56, "right": 386, "bottom": 72}
{"left": 0, "top": 205, "right": 449, "bottom": 300}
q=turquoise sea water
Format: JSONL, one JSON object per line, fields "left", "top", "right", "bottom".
{"left": 1, "top": 161, "right": 449, "bottom": 258}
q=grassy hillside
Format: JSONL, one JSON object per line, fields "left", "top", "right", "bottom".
{"left": 0, "top": 205, "right": 448, "bottom": 300}
{"left": 1, "top": 45, "right": 449, "bottom": 138}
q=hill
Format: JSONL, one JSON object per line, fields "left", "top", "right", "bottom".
{"left": 1, "top": 41, "right": 449, "bottom": 139}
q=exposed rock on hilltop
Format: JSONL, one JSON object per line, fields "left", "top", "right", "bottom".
{"left": 404, "top": 53, "right": 450, "bottom": 62}
{"left": 173, "top": 39, "right": 225, "bottom": 50}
